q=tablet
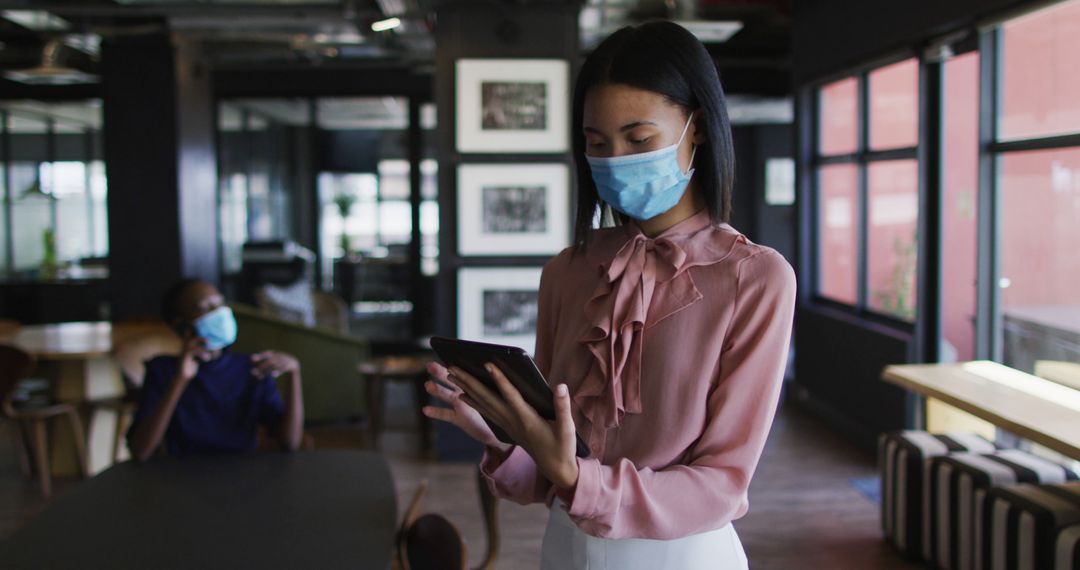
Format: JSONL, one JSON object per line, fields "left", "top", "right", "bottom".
{"left": 429, "top": 336, "right": 591, "bottom": 458}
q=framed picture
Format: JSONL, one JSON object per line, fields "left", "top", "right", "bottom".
{"left": 458, "top": 267, "right": 543, "bottom": 353}
{"left": 765, "top": 157, "right": 796, "bottom": 206}
{"left": 457, "top": 163, "right": 570, "bottom": 256}
{"left": 455, "top": 59, "right": 569, "bottom": 153}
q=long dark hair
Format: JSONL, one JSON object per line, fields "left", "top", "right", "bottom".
{"left": 571, "top": 21, "right": 735, "bottom": 249}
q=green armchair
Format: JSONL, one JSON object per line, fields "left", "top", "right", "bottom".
{"left": 231, "top": 303, "right": 369, "bottom": 423}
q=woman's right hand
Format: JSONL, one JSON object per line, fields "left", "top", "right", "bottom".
{"left": 422, "top": 362, "right": 511, "bottom": 453}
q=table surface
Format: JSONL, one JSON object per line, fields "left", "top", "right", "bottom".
{"left": 882, "top": 360, "right": 1080, "bottom": 460}
{"left": 1, "top": 321, "right": 177, "bottom": 361}
{"left": 1, "top": 450, "right": 398, "bottom": 570}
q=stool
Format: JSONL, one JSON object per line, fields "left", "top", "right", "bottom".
{"left": 929, "top": 449, "right": 1078, "bottom": 570}
{"left": 879, "top": 430, "right": 996, "bottom": 560}
{"left": 1057, "top": 522, "right": 1080, "bottom": 570}
{"left": 978, "top": 482, "right": 1080, "bottom": 570}
{"left": 360, "top": 354, "right": 433, "bottom": 452}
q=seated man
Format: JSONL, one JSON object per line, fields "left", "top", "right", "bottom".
{"left": 128, "top": 278, "right": 304, "bottom": 462}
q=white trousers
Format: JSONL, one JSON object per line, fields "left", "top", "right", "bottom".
{"left": 539, "top": 503, "right": 749, "bottom": 570}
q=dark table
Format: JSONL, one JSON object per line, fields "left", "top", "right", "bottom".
{"left": 1, "top": 450, "right": 398, "bottom": 570}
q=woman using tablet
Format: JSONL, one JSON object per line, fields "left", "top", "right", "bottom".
{"left": 423, "top": 21, "right": 796, "bottom": 569}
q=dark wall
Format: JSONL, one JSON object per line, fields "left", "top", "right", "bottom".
{"left": 433, "top": 4, "right": 579, "bottom": 341}
{"left": 432, "top": 3, "right": 579, "bottom": 461}
{"left": 793, "top": 0, "right": 1030, "bottom": 83}
{"left": 729, "top": 126, "right": 757, "bottom": 236}
{"left": 753, "top": 124, "right": 796, "bottom": 264}
{"left": 794, "top": 305, "right": 917, "bottom": 449}
{"left": 729, "top": 124, "right": 795, "bottom": 264}
{"left": 317, "top": 130, "right": 382, "bottom": 173}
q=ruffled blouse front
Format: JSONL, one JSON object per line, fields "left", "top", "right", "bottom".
{"left": 576, "top": 210, "right": 742, "bottom": 452}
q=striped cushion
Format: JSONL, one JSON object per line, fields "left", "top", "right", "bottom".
{"left": 978, "top": 483, "right": 1080, "bottom": 570}
{"left": 1057, "top": 523, "right": 1080, "bottom": 570}
{"left": 930, "top": 450, "right": 1078, "bottom": 570}
{"left": 878, "top": 431, "right": 996, "bottom": 560}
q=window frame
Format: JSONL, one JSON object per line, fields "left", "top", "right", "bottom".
{"left": 800, "top": 0, "right": 1080, "bottom": 365}
{"left": 809, "top": 53, "right": 923, "bottom": 329}
{"left": 0, "top": 102, "right": 104, "bottom": 276}
{"left": 979, "top": 19, "right": 1080, "bottom": 361}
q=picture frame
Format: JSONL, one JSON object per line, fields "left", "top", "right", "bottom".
{"left": 455, "top": 59, "right": 570, "bottom": 153}
{"left": 457, "top": 267, "right": 543, "bottom": 353}
{"left": 457, "top": 163, "right": 571, "bottom": 256}
{"left": 765, "top": 157, "right": 796, "bottom": 206}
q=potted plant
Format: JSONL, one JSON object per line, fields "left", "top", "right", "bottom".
{"left": 332, "top": 192, "right": 357, "bottom": 257}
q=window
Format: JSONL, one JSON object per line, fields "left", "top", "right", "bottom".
{"left": 869, "top": 59, "right": 919, "bottom": 150}
{"left": 217, "top": 97, "right": 440, "bottom": 288}
{"left": 941, "top": 51, "right": 980, "bottom": 362}
{"left": 994, "top": 0, "right": 1080, "bottom": 376}
{"left": 818, "top": 77, "right": 858, "bottom": 156}
{"left": 217, "top": 100, "right": 307, "bottom": 274}
{"left": 817, "top": 164, "right": 859, "bottom": 304}
{"left": 998, "top": 0, "right": 1080, "bottom": 141}
{"left": 0, "top": 101, "right": 106, "bottom": 277}
{"left": 813, "top": 58, "right": 921, "bottom": 321}
{"left": 318, "top": 159, "right": 439, "bottom": 275}
{"left": 867, "top": 160, "right": 918, "bottom": 319}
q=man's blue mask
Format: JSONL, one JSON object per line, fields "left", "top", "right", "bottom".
{"left": 586, "top": 113, "right": 698, "bottom": 221}
{"left": 193, "top": 306, "right": 238, "bottom": 351}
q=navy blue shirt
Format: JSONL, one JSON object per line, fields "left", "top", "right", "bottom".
{"left": 128, "top": 352, "right": 286, "bottom": 456}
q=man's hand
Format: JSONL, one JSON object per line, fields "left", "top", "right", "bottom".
{"left": 176, "top": 335, "right": 208, "bottom": 385}
{"left": 250, "top": 351, "right": 300, "bottom": 380}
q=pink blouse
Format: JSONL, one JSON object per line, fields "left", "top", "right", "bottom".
{"left": 480, "top": 209, "right": 797, "bottom": 540}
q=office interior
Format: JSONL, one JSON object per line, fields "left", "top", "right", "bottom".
{"left": 0, "top": 1, "right": 1078, "bottom": 569}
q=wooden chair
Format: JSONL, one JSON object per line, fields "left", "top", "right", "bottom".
{"left": 90, "top": 325, "right": 181, "bottom": 463}
{"left": 401, "top": 513, "right": 468, "bottom": 570}
{"left": 0, "top": 318, "right": 22, "bottom": 340}
{"left": 396, "top": 480, "right": 467, "bottom": 570}
{"left": 0, "top": 345, "right": 87, "bottom": 498}
{"left": 394, "top": 468, "right": 501, "bottom": 570}
{"left": 474, "top": 467, "right": 499, "bottom": 570}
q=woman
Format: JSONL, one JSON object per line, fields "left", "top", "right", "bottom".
{"left": 423, "top": 21, "right": 796, "bottom": 569}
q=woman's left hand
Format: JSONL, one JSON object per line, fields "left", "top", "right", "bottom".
{"left": 447, "top": 363, "right": 579, "bottom": 489}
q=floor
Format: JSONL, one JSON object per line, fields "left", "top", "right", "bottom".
{"left": 0, "top": 386, "right": 922, "bottom": 570}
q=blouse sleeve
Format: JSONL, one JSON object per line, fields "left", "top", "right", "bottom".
{"left": 478, "top": 252, "right": 566, "bottom": 504}
{"left": 563, "top": 250, "right": 797, "bottom": 539}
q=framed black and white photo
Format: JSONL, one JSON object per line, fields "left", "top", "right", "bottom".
{"left": 455, "top": 59, "right": 569, "bottom": 153}
{"left": 458, "top": 267, "right": 543, "bottom": 352}
{"left": 457, "top": 163, "right": 570, "bottom": 256}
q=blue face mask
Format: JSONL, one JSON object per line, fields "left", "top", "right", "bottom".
{"left": 193, "top": 306, "right": 238, "bottom": 351}
{"left": 586, "top": 113, "right": 698, "bottom": 221}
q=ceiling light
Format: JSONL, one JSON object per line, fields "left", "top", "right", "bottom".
{"left": 371, "top": 17, "right": 401, "bottom": 32}
{"left": 1, "top": 10, "right": 69, "bottom": 31}
{"left": 672, "top": 20, "right": 743, "bottom": 44}
{"left": 3, "top": 40, "right": 98, "bottom": 86}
